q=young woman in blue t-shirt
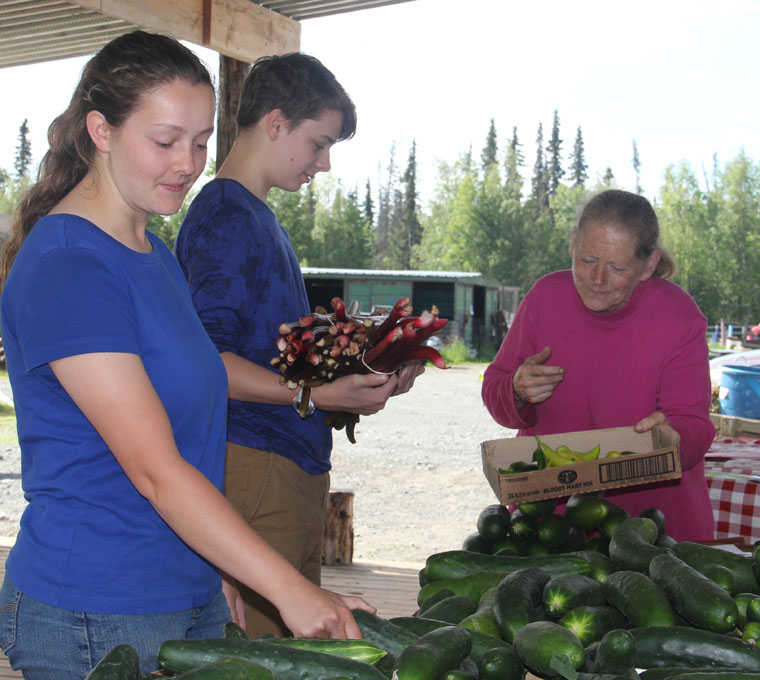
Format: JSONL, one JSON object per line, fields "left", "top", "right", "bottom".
{"left": 0, "top": 31, "right": 372, "bottom": 680}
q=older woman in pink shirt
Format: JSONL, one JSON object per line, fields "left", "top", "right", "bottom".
{"left": 482, "top": 189, "right": 715, "bottom": 541}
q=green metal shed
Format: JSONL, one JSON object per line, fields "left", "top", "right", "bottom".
{"left": 301, "top": 267, "right": 520, "bottom": 351}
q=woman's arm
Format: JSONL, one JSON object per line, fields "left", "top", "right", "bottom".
{"left": 654, "top": 314, "right": 715, "bottom": 470}
{"left": 50, "top": 351, "right": 372, "bottom": 638}
{"left": 221, "top": 351, "right": 401, "bottom": 415}
{"left": 481, "top": 295, "right": 541, "bottom": 430}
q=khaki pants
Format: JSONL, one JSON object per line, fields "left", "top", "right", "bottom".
{"left": 224, "top": 442, "right": 330, "bottom": 638}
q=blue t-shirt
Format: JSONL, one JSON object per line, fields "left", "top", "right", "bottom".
{"left": 1, "top": 214, "right": 228, "bottom": 614}
{"left": 176, "top": 178, "right": 332, "bottom": 474}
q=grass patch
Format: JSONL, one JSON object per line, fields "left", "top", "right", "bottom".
{"left": 440, "top": 338, "right": 472, "bottom": 365}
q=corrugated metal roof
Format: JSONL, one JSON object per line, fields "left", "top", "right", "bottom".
{"left": 302, "top": 267, "right": 510, "bottom": 289}
{"left": 259, "top": 0, "right": 414, "bottom": 21}
{"left": 0, "top": 0, "right": 415, "bottom": 68}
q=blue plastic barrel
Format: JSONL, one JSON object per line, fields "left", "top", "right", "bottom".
{"left": 720, "top": 365, "right": 760, "bottom": 419}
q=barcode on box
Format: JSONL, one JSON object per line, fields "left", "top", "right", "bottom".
{"left": 598, "top": 452, "right": 676, "bottom": 484}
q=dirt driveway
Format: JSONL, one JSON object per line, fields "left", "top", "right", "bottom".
{"left": 329, "top": 363, "right": 515, "bottom": 565}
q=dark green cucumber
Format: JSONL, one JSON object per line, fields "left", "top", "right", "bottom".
{"left": 458, "top": 586, "right": 501, "bottom": 638}
{"left": 394, "top": 625, "right": 472, "bottom": 680}
{"left": 571, "top": 551, "right": 614, "bottom": 583}
{"left": 440, "top": 671, "right": 476, "bottom": 680}
{"left": 638, "top": 507, "right": 667, "bottom": 538}
{"left": 173, "top": 657, "right": 277, "bottom": 679}
{"left": 351, "top": 609, "right": 419, "bottom": 658}
{"left": 462, "top": 532, "right": 493, "bottom": 554}
{"left": 674, "top": 542, "right": 760, "bottom": 595}
{"left": 638, "top": 668, "right": 739, "bottom": 680}
{"left": 745, "top": 622, "right": 760, "bottom": 644}
{"left": 263, "top": 638, "right": 388, "bottom": 665}
{"left": 387, "top": 616, "right": 512, "bottom": 664}
{"left": 593, "top": 629, "right": 635, "bottom": 675}
{"left": 536, "top": 514, "right": 571, "bottom": 549}
{"left": 602, "top": 570, "right": 676, "bottom": 627}
{"left": 558, "top": 606, "right": 629, "bottom": 647}
{"left": 584, "top": 535, "right": 611, "bottom": 556}
{"left": 417, "top": 595, "right": 477, "bottom": 624}
{"left": 158, "top": 639, "right": 386, "bottom": 679}
{"left": 422, "top": 550, "right": 592, "bottom": 582}
{"left": 416, "top": 588, "right": 456, "bottom": 616}
{"left": 513, "top": 620, "right": 585, "bottom": 678}
{"left": 476, "top": 646, "right": 525, "bottom": 680}
{"left": 510, "top": 513, "right": 538, "bottom": 540}
{"left": 224, "top": 622, "right": 250, "bottom": 640}
{"left": 492, "top": 567, "right": 551, "bottom": 644}
{"left": 576, "top": 674, "right": 638, "bottom": 680}
{"left": 85, "top": 645, "right": 141, "bottom": 680}
{"left": 477, "top": 504, "right": 511, "bottom": 541}
{"left": 600, "top": 507, "right": 630, "bottom": 539}
{"left": 702, "top": 564, "right": 735, "bottom": 593}
{"left": 649, "top": 552, "right": 738, "bottom": 633}
{"left": 543, "top": 573, "right": 605, "bottom": 618}
{"left": 630, "top": 626, "right": 760, "bottom": 670}
{"left": 735, "top": 593, "right": 760, "bottom": 627}
{"left": 666, "top": 674, "right": 760, "bottom": 680}
{"left": 565, "top": 495, "right": 613, "bottom": 531}
{"left": 518, "top": 498, "right": 558, "bottom": 518}
{"left": 608, "top": 517, "right": 670, "bottom": 572}
{"left": 417, "top": 572, "right": 505, "bottom": 606}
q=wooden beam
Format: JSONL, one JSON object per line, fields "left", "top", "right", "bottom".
{"left": 72, "top": 0, "right": 300, "bottom": 61}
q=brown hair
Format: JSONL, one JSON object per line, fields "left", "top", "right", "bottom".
{"left": 0, "top": 30, "right": 213, "bottom": 290}
{"left": 574, "top": 189, "right": 676, "bottom": 279}
{"left": 237, "top": 52, "right": 356, "bottom": 141}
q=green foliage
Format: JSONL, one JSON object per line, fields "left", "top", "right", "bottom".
{"left": 15, "top": 119, "right": 32, "bottom": 179}
{"left": 439, "top": 337, "right": 473, "bottom": 365}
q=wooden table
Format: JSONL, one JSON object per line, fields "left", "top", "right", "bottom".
{"left": 0, "top": 536, "right": 421, "bottom": 678}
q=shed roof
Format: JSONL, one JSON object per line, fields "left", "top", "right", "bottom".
{"left": 302, "top": 267, "right": 512, "bottom": 290}
{"left": 0, "top": 0, "right": 414, "bottom": 68}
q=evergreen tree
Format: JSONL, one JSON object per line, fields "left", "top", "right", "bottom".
{"left": 373, "top": 143, "right": 396, "bottom": 267}
{"left": 546, "top": 109, "right": 564, "bottom": 196}
{"left": 633, "top": 139, "right": 642, "bottom": 194}
{"left": 568, "top": 125, "right": 588, "bottom": 188}
{"left": 602, "top": 167, "right": 615, "bottom": 186}
{"left": 481, "top": 118, "right": 498, "bottom": 176}
{"left": 399, "top": 141, "right": 422, "bottom": 268}
{"left": 504, "top": 126, "right": 524, "bottom": 200}
{"left": 14, "top": 119, "right": 32, "bottom": 179}
{"left": 363, "top": 179, "right": 374, "bottom": 227}
{"left": 531, "top": 122, "right": 549, "bottom": 214}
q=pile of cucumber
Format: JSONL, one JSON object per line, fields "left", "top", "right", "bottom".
{"left": 87, "top": 494, "right": 760, "bottom": 680}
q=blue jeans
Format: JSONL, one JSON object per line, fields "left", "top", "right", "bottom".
{"left": 0, "top": 574, "right": 230, "bottom": 679}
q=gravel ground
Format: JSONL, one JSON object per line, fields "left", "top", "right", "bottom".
{"left": 0, "top": 365, "right": 516, "bottom": 564}
{"left": 329, "top": 364, "right": 514, "bottom": 564}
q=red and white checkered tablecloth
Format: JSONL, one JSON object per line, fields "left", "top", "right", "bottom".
{"left": 705, "top": 436, "right": 760, "bottom": 542}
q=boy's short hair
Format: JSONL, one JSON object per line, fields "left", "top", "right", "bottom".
{"left": 237, "top": 52, "right": 356, "bottom": 141}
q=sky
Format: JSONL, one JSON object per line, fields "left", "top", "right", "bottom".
{"left": 1, "top": 0, "right": 759, "bottom": 208}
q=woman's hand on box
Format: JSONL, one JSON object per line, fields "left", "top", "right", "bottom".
{"left": 634, "top": 410, "right": 680, "bottom": 443}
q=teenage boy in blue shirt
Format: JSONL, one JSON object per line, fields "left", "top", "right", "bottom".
{"left": 176, "top": 53, "right": 421, "bottom": 637}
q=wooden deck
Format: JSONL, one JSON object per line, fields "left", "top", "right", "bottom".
{"left": 0, "top": 536, "right": 421, "bottom": 679}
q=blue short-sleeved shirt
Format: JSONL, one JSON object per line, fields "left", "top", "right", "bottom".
{"left": 176, "top": 178, "right": 332, "bottom": 474}
{"left": 1, "top": 214, "right": 228, "bottom": 614}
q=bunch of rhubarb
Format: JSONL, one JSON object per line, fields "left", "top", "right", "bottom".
{"left": 271, "top": 296, "right": 448, "bottom": 442}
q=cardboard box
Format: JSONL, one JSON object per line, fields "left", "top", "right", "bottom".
{"left": 481, "top": 426, "right": 681, "bottom": 505}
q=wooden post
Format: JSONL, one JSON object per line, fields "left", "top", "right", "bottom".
{"left": 322, "top": 490, "right": 354, "bottom": 566}
{"left": 216, "top": 54, "right": 250, "bottom": 168}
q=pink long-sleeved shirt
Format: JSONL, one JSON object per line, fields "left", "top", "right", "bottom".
{"left": 482, "top": 271, "right": 715, "bottom": 541}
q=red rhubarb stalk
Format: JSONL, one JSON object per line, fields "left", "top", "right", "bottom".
{"left": 364, "top": 326, "right": 403, "bottom": 365}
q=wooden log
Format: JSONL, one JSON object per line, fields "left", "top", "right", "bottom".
{"left": 322, "top": 490, "right": 354, "bottom": 566}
